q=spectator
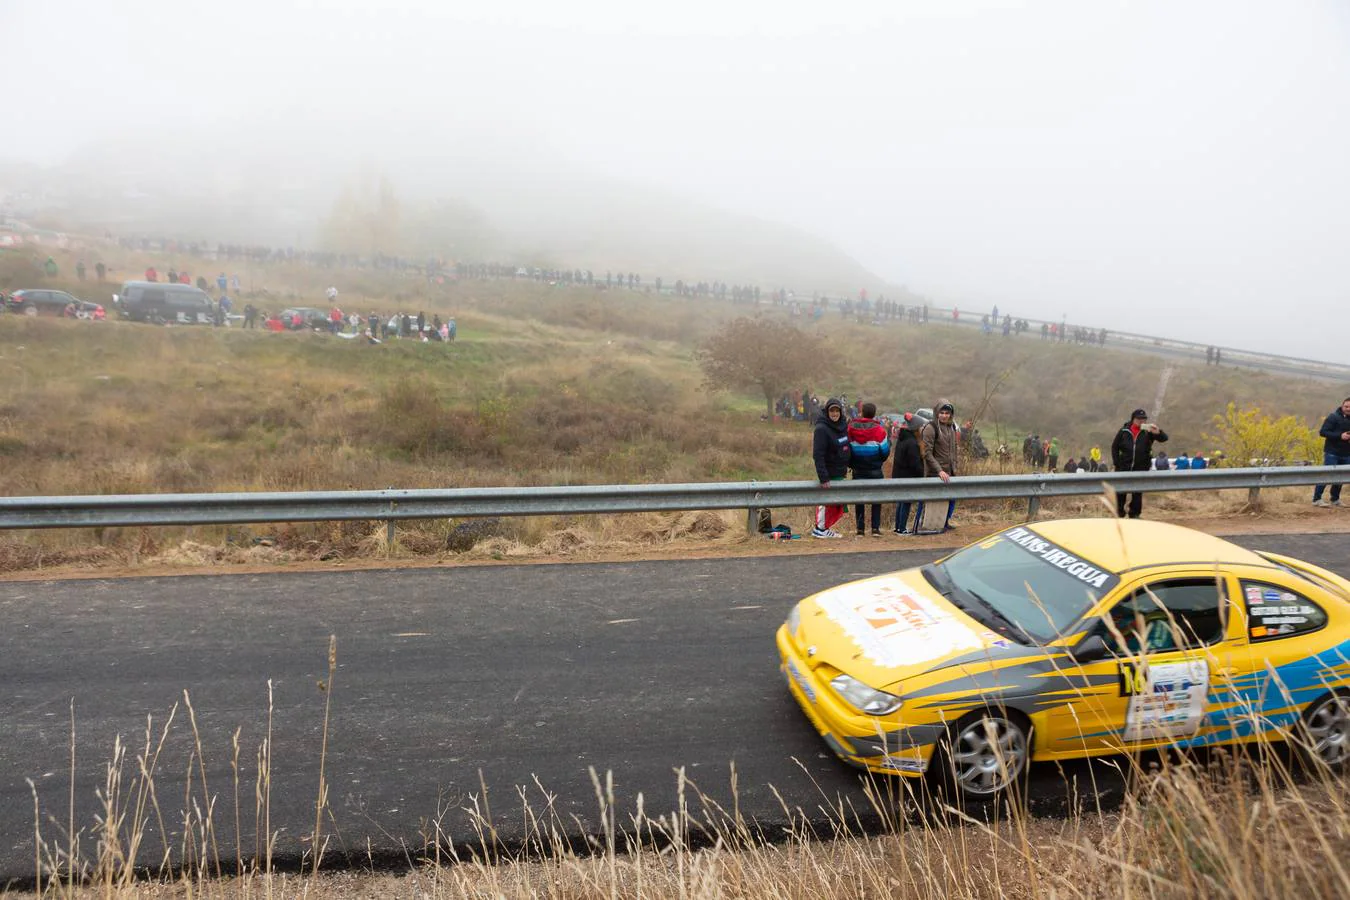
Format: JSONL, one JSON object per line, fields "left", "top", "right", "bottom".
{"left": 231, "top": 274, "right": 241, "bottom": 294}
{"left": 847, "top": 402, "right": 891, "bottom": 537}
{"left": 810, "top": 398, "right": 851, "bottom": 539}
{"left": 919, "top": 399, "right": 960, "bottom": 530}
{"left": 1047, "top": 437, "right": 1060, "bottom": 473}
{"left": 1313, "top": 397, "right": 1350, "bottom": 508}
{"left": 1089, "top": 446, "right": 1102, "bottom": 472}
{"left": 1155, "top": 450, "right": 1171, "bottom": 471}
{"left": 1111, "top": 408, "right": 1169, "bottom": 518}
{"left": 95, "top": 261, "right": 106, "bottom": 281}
{"left": 1191, "top": 453, "right": 1208, "bottom": 470}
{"left": 44, "top": 257, "right": 57, "bottom": 277}
{"left": 180, "top": 272, "right": 191, "bottom": 285}
{"left": 145, "top": 266, "right": 158, "bottom": 282}
{"left": 447, "top": 318, "right": 457, "bottom": 342}
{"left": 196, "top": 275, "right": 209, "bottom": 291}
{"left": 889, "top": 414, "right": 924, "bottom": 534}
{"left": 1063, "top": 457, "right": 1079, "bottom": 474}
{"left": 243, "top": 303, "right": 257, "bottom": 328}
{"left": 216, "top": 273, "right": 228, "bottom": 294}
{"left": 76, "top": 260, "right": 86, "bottom": 281}
{"left": 1174, "top": 452, "right": 1192, "bottom": 470}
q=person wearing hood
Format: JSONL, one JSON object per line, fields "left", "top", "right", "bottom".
{"left": 811, "top": 398, "right": 851, "bottom": 538}
{"left": 846, "top": 402, "right": 890, "bottom": 536}
{"left": 1111, "top": 407, "right": 1169, "bottom": 518}
{"left": 889, "top": 413, "right": 924, "bottom": 534}
{"left": 919, "top": 399, "right": 960, "bottom": 530}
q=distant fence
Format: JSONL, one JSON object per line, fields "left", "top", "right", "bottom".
{"left": 916, "top": 305, "right": 1350, "bottom": 383}
{"left": 0, "top": 466, "right": 1346, "bottom": 538}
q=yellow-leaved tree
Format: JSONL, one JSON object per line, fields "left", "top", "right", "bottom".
{"left": 1204, "top": 403, "right": 1321, "bottom": 466}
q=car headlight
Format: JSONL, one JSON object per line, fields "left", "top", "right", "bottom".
{"left": 829, "top": 673, "right": 903, "bottom": 715}
{"left": 785, "top": 604, "right": 801, "bottom": 635}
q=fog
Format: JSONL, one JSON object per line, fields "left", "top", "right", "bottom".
{"left": 5, "top": 0, "right": 1348, "bottom": 360}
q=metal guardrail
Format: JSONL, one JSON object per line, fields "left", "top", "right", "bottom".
{"left": 1, "top": 466, "right": 1348, "bottom": 533}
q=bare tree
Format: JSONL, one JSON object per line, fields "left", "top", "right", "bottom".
{"left": 698, "top": 317, "right": 831, "bottom": 420}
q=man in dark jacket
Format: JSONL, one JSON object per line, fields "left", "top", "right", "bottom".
{"left": 1110, "top": 408, "right": 1169, "bottom": 518}
{"left": 846, "top": 402, "right": 891, "bottom": 536}
{"left": 811, "top": 398, "right": 851, "bottom": 538}
{"left": 889, "top": 414, "right": 924, "bottom": 534}
{"left": 919, "top": 399, "right": 961, "bottom": 530}
{"left": 1313, "top": 398, "right": 1350, "bottom": 507}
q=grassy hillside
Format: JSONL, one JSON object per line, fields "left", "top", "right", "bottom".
{"left": 1, "top": 247, "right": 1344, "bottom": 499}
{"left": 0, "top": 248, "right": 1343, "bottom": 569}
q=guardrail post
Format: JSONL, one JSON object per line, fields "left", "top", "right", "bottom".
{"left": 1247, "top": 486, "right": 1262, "bottom": 511}
{"left": 746, "top": 506, "right": 760, "bottom": 534}
{"left": 384, "top": 496, "right": 396, "bottom": 554}
{"left": 1026, "top": 495, "right": 1040, "bottom": 522}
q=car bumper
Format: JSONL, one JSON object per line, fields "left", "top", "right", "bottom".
{"left": 775, "top": 623, "right": 938, "bottom": 776}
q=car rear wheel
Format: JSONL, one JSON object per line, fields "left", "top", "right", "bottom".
{"left": 935, "top": 711, "right": 1030, "bottom": 801}
{"left": 22, "top": 306, "right": 36, "bottom": 317}
{"left": 1301, "top": 693, "right": 1350, "bottom": 769}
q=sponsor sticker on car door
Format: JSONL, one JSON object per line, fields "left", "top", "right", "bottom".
{"left": 1119, "top": 659, "right": 1209, "bottom": 742}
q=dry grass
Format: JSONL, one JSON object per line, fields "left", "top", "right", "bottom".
{"left": 10, "top": 689, "right": 1350, "bottom": 899}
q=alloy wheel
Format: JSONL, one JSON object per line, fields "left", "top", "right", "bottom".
{"left": 1305, "top": 695, "right": 1350, "bottom": 766}
{"left": 949, "top": 716, "right": 1028, "bottom": 796}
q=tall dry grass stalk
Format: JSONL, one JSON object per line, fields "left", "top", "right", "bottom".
{"left": 17, "top": 699, "right": 1350, "bottom": 900}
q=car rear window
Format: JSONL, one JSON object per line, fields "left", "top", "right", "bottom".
{"left": 1241, "top": 581, "right": 1327, "bottom": 642}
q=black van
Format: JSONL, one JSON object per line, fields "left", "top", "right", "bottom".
{"left": 116, "top": 281, "right": 215, "bottom": 324}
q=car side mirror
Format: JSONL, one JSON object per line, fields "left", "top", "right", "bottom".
{"left": 1068, "top": 633, "right": 1110, "bottom": 663}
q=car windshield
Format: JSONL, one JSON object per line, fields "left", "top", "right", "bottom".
{"left": 937, "top": 527, "right": 1119, "bottom": 644}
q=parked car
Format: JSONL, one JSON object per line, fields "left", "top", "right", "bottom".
{"left": 6, "top": 289, "right": 104, "bottom": 319}
{"left": 276, "top": 307, "right": 328, "bottom": 330}
{"left": 115, "top": 281, "right": 215, "bottom": 324}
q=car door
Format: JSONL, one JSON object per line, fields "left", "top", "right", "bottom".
{"left": 1046, "top": 572, "right": 1245, "bottom": 753}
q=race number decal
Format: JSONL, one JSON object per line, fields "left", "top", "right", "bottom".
{"left": 1120, "top": 660, "right": 1209, "bottom": 742}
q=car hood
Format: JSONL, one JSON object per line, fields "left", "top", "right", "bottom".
{"left": 796, "top": 568, "right": 1013, "bottom": 691}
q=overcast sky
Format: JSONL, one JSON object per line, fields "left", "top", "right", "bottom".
{"left": 6, "top": 0, "right": 1348, "bottom": 360}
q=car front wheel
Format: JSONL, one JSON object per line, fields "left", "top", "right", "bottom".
{"left": 935, "top": 711, "right": 1031, "bottom": 802}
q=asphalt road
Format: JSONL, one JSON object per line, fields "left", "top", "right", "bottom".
{"left": 3, "top": 532, "right": 1347, "bottom": 885}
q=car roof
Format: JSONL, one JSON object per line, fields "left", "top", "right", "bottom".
{"left": 1026, "top": 519, "right": 1267, "bottom": 574}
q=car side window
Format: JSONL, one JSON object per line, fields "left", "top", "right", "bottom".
{"left": 1241, "top": 581, "right": 1327, "bottom": 642}
{"left": 1104, "top": 577, "right": 1227, "bottom": 655}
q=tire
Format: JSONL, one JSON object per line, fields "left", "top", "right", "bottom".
{"left": 1299, "top": 693, "right": 1350, "bottom": 770}
{"left": 933, "top": 710, "right": 1032, "bottom": 803}
{"left": 22, "top": 305, "right": 36, "bottom": 317}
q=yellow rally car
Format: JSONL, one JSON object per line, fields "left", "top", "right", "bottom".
{"left": 777, "top": 519, "right": 1350, "bottom": 801}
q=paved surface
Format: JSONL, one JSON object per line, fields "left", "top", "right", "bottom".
{"left": 2, "top": 533, "right": 1347, "bottom": 884}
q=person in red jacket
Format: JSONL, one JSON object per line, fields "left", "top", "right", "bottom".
{"left": 145, "top": 267, "right": 158, "bottom": 282}
{"left": 847, "top": 402, "right": 891, "bottom": 536}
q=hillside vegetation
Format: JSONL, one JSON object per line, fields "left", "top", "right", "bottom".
{"left": 0, "top": 248, "right": 1343, "bottom": 568}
